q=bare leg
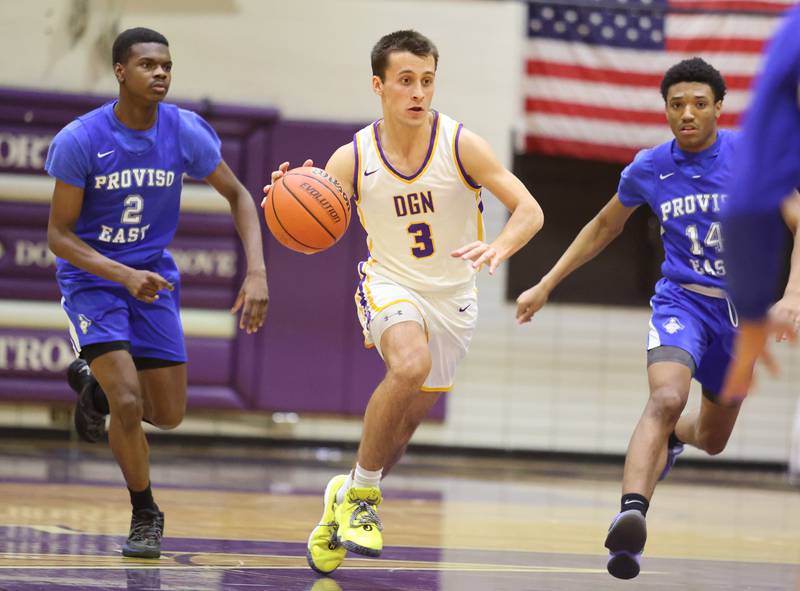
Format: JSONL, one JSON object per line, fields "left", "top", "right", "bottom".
{"left": 138, "top": 363, "right": 187, "bottom": 430}
{"left": 675, "top": 393, "right": 740, "bottom": 455}
{"left": 357, "top": 321, "right": 432, "bottom": 471}
{"left": 381, "top": 389, "right": 442, "bottom": 478}
{"left": 90, "top": 351, "right": 149, "bottom": 491}
{"left": 622, "top": 362, "right": 692, "bottom": 499}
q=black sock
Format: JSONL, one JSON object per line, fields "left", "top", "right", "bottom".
{"left": 621, "top": 493, "right": 649, "bottom": 516}
{"left": 129, "top": 483, "right": 158, "bottom": 513}
{"left": 668, "top": 431, "right": 684, "bottom": 448}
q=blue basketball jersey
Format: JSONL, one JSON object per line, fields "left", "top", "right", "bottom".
{"left": 619, "top": 130, "right": 737, "bottom": 290}
{"left": 46, "top": 101, "right": 221, "bottom": 285}
{"left": 726, "top": 6, "right": 800, "bottom": 319}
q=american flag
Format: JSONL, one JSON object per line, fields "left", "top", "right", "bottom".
{"left": 523, "top": 0, "right": 794, "bottom": 163}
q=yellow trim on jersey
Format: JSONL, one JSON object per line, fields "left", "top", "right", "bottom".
{"left": 355, "top": 133, "right": 363, "bottom": 203}
{"left": 476, "top": 194, "right": 485, "bottom": 242}
{"left": 371, "top": 115, "right": 441, "bottom": 184}
{"left": 421, "top": 385, "right": 453, "bottom": 393}
{"left": 451, "top": 122, "right": 480, "bottom": 192}
{"left": 451, "top": 119, "right": 484, "bottom": 243}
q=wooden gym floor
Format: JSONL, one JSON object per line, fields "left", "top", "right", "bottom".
{"left": 0, "top": 438, "right": 797, "bottom": 590}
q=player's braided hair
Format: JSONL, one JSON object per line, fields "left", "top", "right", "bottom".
{"left": 112, "top": 27, "right": 169, "bottom": 65}
{"left": 660, "top": 57, "right": 727, "bottom": 103}
{"left": 371, "top": 30, "right": 439, "bottom": 81}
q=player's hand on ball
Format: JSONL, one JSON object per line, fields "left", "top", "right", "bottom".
{"left": 261, "top": 159, "right": 314, "bottom": 207}
{"left": 451, "top": 241, "right": 505, "bottom": 275}
{"left": 231, "top": 270, "right": 269, "bottom": 334}
{"left": 125, "top": 270, "right": 173, "bottom": 303}
{"left": 516, "top": 283, "right": 550, "bottom": 324}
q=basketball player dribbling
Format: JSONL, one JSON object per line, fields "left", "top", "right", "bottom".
{"left": 515, "top": 57, "right": 800, "bottom": 579}
{"left": 264, "top": 30, "right": 543, "bottom": 575}
{"left": 45, "top": 27, "right": 269, "bottom": 558}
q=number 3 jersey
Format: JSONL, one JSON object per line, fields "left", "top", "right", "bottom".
{"left": 45, "top": 101, "right": 221, "bottom": 285}
{"left": 352, "top": 111, "right": 485, "bottom": 292}
{"left": 618, "top": 129, "right": 738, "bottom": 291}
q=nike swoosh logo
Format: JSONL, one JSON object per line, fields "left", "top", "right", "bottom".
{"left": 364, "top": 169, "right": 379, "bottom": 177}
{"left": 97, "top": 150, "right": 115, "bottom": 158}
{"left": 659, "top": 172, "right": 675, "bottom": 180}
{"left": 458, "top": 304, "right": 472, "bottom": 312}
{"left": 624, "top": 499, "right": 644, "bottom": 505}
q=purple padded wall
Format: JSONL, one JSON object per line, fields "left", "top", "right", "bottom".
{"left": 0, "top": 88, "right": 445, "bottom": 420}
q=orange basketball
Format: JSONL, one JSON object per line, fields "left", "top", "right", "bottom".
{"left": 263, "top": 166, "right": 351, "bottom": 254}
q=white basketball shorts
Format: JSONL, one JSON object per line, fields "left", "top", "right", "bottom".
{"left": 354, "top": 262, "right": 478, "bottom": 392}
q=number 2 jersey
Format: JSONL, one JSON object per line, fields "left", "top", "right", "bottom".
{"left": 618, "top": 129, "right": 737, "bottom": 291}
{"left": 45, "top": 101, "right": 222, "bottom": 286}
{"left": 352, "top": 111, "right": 485, "bottom": 292}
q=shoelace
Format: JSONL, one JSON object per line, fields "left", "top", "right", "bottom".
{"left": 129, "top": 514, "right": 162, "bottom": 544}
{"left": 349, "top": 500, "right": 383, "bottom": 531}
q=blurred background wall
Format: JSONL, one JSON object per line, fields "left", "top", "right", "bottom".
{"left": 0, "top": 0, "right": 796, "bottom": 465}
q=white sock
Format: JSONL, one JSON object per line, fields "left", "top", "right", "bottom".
{"left": 353, "top": 463, "right": 383, "bottom": 488}
{"left": 336, "top": 464, "right": 382, "bottom": 504}
{"left": 336, "top": 472, "right": 354, "bottom": 505}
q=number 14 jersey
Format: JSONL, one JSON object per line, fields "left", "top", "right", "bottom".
{"left": 352, "top": 111, "right": 485, "bottom": 292}
{"left": 617, "top": 129, "right": 738, "bottom": 290}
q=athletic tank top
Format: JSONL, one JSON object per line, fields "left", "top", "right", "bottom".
{"left": 352, "top": 111, "right": 484, "bottom": 292}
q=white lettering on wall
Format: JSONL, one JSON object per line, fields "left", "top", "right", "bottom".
{"left": 0, "top": 335, "right": 73, "bottom": 372}
{"left": 0, "top": 133, "right": 53, "bottom": 170}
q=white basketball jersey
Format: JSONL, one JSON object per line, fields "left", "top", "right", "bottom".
{"left": 352, "top": 111, "right": 485, "bottom": 292}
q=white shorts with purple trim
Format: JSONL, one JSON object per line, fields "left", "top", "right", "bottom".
{"left": 354, "top": 262, "right": 477, "bottom": 392}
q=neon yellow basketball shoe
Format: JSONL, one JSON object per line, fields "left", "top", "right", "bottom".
{"left": 309, "top": 578, "right": 343, "bottom": 591}
{"left": 307, "top": 474, "right": 348, "bottom": 574}
{"left": 333, "top": 486, "right": 383, "bottom": 557}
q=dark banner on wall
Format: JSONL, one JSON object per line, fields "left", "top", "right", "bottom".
{"left": 507, "top": 153, "right": 662, "bottom": 307}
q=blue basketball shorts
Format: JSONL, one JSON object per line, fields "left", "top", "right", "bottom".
{"left": 58, "top": 253, "right": 186, "bottom": 363}
{"left": 647, "top": 278, "right": 738, "bottom": 397}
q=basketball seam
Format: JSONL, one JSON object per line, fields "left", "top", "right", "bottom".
{"left": 281, "top": 177, "right": 339, "bottom": 241}
{"left": 270, "top": 182, "right": 323, "bottom": 251}
{"left": 290, "top": 172, "right": 351, "bottom": 225}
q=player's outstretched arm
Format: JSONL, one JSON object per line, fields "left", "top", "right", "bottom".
{"left": 768, "top": 191, "right": 800, "bottom": 341}
{"left": 450, "top": 128, "right": 543, "bottom": 276}
{"left": 516, "top": 194, "right": 636, "bottom": 324}
{"left": 722, "top": 191, "right": 800, "bottom": 403}
{"left": 47, "top": 180, "right": 172, "bottom": 303}
{"left": 206, "top": 160, "right": 269, "bottom": 334}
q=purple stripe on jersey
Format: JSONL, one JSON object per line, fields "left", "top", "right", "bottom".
{"left": 455, "top": 123, "right": 481, "bottom": 190}
{"left": 352, "top": 133, "right": 359, "bottom": 202}
{"left": 357, "top": 262, "right": 371, "bottom": 325}
{"left": 478, "top": 199, "right": 484, "bottom": 213}
{"left": 372, "top": 111, "right": 440, "bottom": 181}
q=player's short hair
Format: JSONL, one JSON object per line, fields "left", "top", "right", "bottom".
{"left": 660, "top": 57, "right": 727, "bottom": 103}
{"left": 112, "top": 27, "right": 169, "bottom": 65}
{"left": 371, "top": 30, "right": 439, "bottom": 81}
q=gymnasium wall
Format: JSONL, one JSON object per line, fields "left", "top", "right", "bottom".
{"left": 0, "top": 0, "right": 797, "bottom": 464}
